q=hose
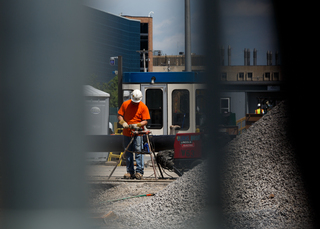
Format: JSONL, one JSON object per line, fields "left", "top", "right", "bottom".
{"left": 99, "top": 193, "right": 155, "bottom": 205}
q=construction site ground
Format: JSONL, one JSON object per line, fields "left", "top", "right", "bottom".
{"left": 86, "top": 154, "right": 179, "bottom": 182}
{"left": 86, "top": 156, "right": 180, "bottom": 228}
{"left": 87, "top": 101, "right": 315, "bottom": 228}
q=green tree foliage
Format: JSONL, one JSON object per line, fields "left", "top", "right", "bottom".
{"left": 87, "top": 74, "right": 118, "bottom": 108}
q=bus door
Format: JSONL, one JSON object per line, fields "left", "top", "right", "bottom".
{"left": 141, "top": 84, "right": 167, "bottom": 135}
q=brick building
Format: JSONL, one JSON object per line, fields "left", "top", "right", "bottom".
{"left": 123, "top": 16, "right": 153, "bottom": 72}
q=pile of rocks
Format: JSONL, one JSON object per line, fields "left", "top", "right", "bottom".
{"left": 221, "top": 101, "right": 314, "bottom": 228}
{"left": 114, "top": 162, "right": 209, "bottom": 229}
{"left": 90, "top": 101, "right": 314, "bottom": 228}
{"left": 89, "top": 182, "right": 168, "bottom": 216}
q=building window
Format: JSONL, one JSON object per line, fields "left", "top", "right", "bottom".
{"left": 220, "top": 97, "right": 230, "bottom": 113}
{"left": 273, "top": 72, "right": 279, "bottom": 81}
{"left": 238, "top": 72, "right": 244, "bottom": 81}
{"left": 247, "top": 72, "right": 253, "bottom": 81}
{"left": 172, "top": 90, "right": 190, "bottom": 130}
{"left": 221, "top": 72, "right": 227, "bottom": 81}
{"left": 140, "top": 23, "right": 148, "bottom": 34}
{"left": 146, "top": 89, "right": 163, "bottom": 129}
{"left": 264, "top": 72, "right": 271, "bottom": 81}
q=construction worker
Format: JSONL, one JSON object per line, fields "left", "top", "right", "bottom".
{"left": 265, "top": 100, "right": 273, "bottom": 113}
{"left": 255, "top": 103, "right": 265, "bottom": 114}
{"left": 117, "top": 89, "right": 150, "bottom": 180}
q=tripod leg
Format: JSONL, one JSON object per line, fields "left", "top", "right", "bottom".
{"left": 149, "top": 150, "right": 157, "bottom": 179}
{"left": 146, "top": 135, "right": 164, "bottom": 179}
{"left": 107, "top": 136, "right": 134, "bottom": 180}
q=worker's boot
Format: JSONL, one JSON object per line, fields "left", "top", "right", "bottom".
{"left": 124, "top": 172, "right": 134, "bottom": 179}
{"left": 135, "top": 172, "right": 143, "bottom": 180}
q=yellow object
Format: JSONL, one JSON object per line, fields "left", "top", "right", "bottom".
{"left": 255, "top": 108, "right": 264, "bottom": 114}
{"left": 236, "top": 116, "right": 246, "bottom": 135}
{"left": 115, "top": 128, "right": 123, "bottom": 135}
{"left": 107, "top": 152, "right": 124, "bottom": 166}
{"left": 113, "top": 122, "right": 123, "bottom": 135}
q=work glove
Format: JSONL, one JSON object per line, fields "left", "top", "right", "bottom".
{"left": 129, "top": 123, "right": 142, "bottom": 130}
{"left": 119, "top": 119, "right": 129, "bottom": 129}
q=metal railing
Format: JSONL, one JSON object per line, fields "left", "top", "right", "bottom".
{"left": 236, "top": 117, "right": 246, "bottom": 135}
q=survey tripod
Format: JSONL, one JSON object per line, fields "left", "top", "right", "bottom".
{"left": 107, "top": 129, "right": 164, "bottom": 180}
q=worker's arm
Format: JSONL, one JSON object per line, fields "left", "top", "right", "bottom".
{"left": 117, "top": 114, "right": 129, "bottom": 128}
{"left": 129, "top": 120, "right": 148, "bottom": 129}
{"left": 135, "top": 120, "right": 148, "bottom": 127}
{"left": 140, "top": 120, "right": 148, "bottom": 127}
{"left": 117, "top": 114, "right": 124, "bottom": 122}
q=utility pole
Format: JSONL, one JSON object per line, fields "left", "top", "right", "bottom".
{"left": 185, "top": 0, "right": 192, "bottom": 72}
{"left": 136, "top": 49, "right": 148, "bottom": 72}
{"left": 163, "top": 57, "right": 171, "bottom": 72}
{"left": 118, "top": 56, "right": 123, "bottom": 108}
{"left": 109, "top": 56, "right": 123, "bottom": 109}
{"left": 136, "top": 49, "right": 161, "bottom": 72}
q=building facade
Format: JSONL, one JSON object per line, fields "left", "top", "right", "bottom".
{"left": 220, "top": 65, "right": 284, "bottom": 122}
{"left": 153, "top": 52, "right": 284, "bottom": 122}
{"left": 220, "top": 65, "right": 282, "bottom": 82}
{"left": 153, "top": 54, "right": 205, "bottom": 72}
{"left": 86, "top": 7, "right": 141, "bottom": 83}
{"left": 123, "top": 16, "right": 153, "bottom": 72}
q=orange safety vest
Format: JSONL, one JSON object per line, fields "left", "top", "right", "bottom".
{"left": 255, "top": 108, "right": 264, "bottom": 114}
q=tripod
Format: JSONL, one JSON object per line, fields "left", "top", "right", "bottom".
{"left": 107, "top": 130, "right": 164, "bottom": 179}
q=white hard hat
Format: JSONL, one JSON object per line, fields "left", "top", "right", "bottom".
{"left": 257, "top": 103, "right": 261, "bottom": 107}
{"left": 131, "top": 89, "right": 142, "bottom": 103}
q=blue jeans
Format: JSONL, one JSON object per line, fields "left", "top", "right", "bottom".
{"left": 123, "top": 135, "right": 144, "bottom": 175}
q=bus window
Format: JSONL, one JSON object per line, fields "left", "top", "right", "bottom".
{"left": 123, "top": 90, "right": 132, "bottom": 102}
{"left": 146, "top": 89, "right": 163, "bottom": 129}
{"left": 172, "top": 90, "right": 189, "bottom": 130}
{"left": 196, "top": 89, "right": 206, "bottom": 129}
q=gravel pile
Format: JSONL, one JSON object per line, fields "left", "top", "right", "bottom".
{"left": 221, "top": 101, "right": 314, "bottom": 228}
{"left": 110, "top": 162, "right": 209, "bottom": 229}
{"left": 89, "top": 182, "right": 169, "bottom": 215}
{"left": 90, "top": 101, "right": 314, "bottom": 228}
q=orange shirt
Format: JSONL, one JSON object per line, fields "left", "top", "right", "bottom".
{"left": 118, "top": 100, "right": 150, "bottom": 137}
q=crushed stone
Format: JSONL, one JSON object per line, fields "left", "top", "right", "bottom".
{"left": 89, "top": 182, "right": 169, "bottom": 215}
{"left": 221, "top": 101, "right": 314, "bottom": 228}
{"left": 89, "top": 101, "right": 314, "bottom": 228}
{"left": 113, "top": 162, "right": 209, "bottom": 229}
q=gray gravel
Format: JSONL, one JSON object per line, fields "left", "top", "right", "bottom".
{"left": 90, "top": 182, "right": 169, "bottom": 215}
{"left": 89, "top": 101, "right": 314, "bottom": 228}
{"left": 114, "top": 162, "right": 208, "bottom": 229}
{"left": 89, "top": 162, "right": 208, "bottom": 229}
{"left": 221, "top": 101, "right": 314, "bottom": 228}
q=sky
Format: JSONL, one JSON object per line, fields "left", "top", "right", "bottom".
{"left": 84, "top": 0, "right": 279, "bottom": 66}
{"left": 219, "top": 0, "right": 279, "bottom": 65}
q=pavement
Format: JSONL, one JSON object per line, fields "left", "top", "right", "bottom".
{"left": 86, "top": 154, "right": 179, "bottom": 183}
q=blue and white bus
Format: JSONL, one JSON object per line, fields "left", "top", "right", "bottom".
{"left": 122, "top": 72, "right": 206, "bottom": 135}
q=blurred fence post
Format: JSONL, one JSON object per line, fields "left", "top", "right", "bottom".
{"left": 0, "top": 1, "right": 90, "bottom": 228}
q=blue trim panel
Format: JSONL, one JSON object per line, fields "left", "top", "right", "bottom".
{"left": 123, "top": 72, "right": 206, "bottom": 84}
